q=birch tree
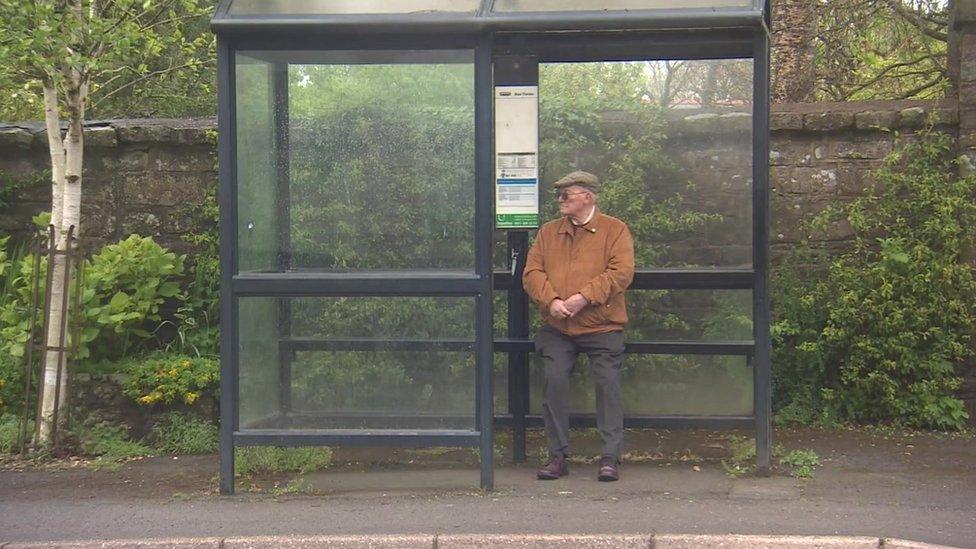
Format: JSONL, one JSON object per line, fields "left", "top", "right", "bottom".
{"left": 0, "top": 0, "right": 212, "bottom": 446}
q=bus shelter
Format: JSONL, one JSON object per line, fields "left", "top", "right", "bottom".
{"left": 211, "top": 0, "right": 772, "bottom": 495}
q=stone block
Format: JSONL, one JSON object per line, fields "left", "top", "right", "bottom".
{"left": 109, "top": 150, "right": 150, "bottom": 172}
{"left": 717, "top": 112, "right": 752, "bottom": 133}
{"left": 928, "top": 107, "right": 959, "bottom": 127}
{"left": 655, "top": 534, "right": 878, "bottom": 549}
{"left": 825, "top": 217, "right": 855, "bottom": 241}
{"left": 804, "top": 111, "right": 854, "bottom": 132}
{"left": 78, "top": 170, "right": 115, "bottom": 202}
{"left": 173, "top": 127, "right": 214, "bottom": 146}
{"left": 6, "top": 540, "right": 222, "bottom": 549}
{"left": 116, "top": 124, "right": 174, "bottom": 143}
{"left": 898, "top": 106, "right": 927, "bottom": 128}
{"left": 854, "top": 110, "right": 898, "bottom": 131}
{"left": 152, "top": 147, "right": 215, "bottom": 172}
{"left": 835, "top": 164, "right": 881, "bottom": 196}
{"left": 769, "top": 166, "right": 792, "bottom": 194}
{"left": 0, "top": 127, "right": 34, "bottom": 150}
{"left": 83, "top": 126, "right": 118, "bottom": 148}
{"left": 835, "top": 139, "right": 892, "bottom": 160}
{"left": 770, "top": 111, "right": 803, "bottom": 131}
{"left": 958, "top": 132, "right": 976, "bottom": 149}
{"left": 121, "top": 210, "right": 163, "bottom": 237}
{"left": 768, "top": 139, "right": 815, "bottom": 166}
{"left": 680, "top": 112, "right": 721, "bottom": 135}
{"left": 122, "top": 172, "right": 207, "bottom": 207}
{"left": 789, "top": 167, "right": 837, "bottom": 195}
{"left": 224, "top": 535, "right": 432, "bottom": 548}
{"left": 881, "top": 540, "right": 959, "bottom": 549}
{"left": 956, "top": 0, "right": 976, "bottom": 22}
{"left": 960, "top": 80, "right": 976, "bottom": 108}
{"left": 960, "top": 108, "right": 976, "bottom": 131}
{"left": 439, "top": 535, "right": 649, "bottom": 548}
{"left": 770, "top": 197, "right": 805, "bottom": 239}
{"left": 80, "top": 201, "right": 117, "bottom": 239}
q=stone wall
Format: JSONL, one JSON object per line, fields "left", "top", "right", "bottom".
{"left": 0, "top": 118, "right": 216, "bottom": 255}
{"left": 0, "top": 100, "right": 958, "bottom": 259}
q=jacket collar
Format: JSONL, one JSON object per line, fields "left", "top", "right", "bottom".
{"left": 558, "top": 207, "right": 601, "bottom": 235}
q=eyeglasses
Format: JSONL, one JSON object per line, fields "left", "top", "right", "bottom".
{"left": 555, "top": 190, "right": 589, "bottom": 201}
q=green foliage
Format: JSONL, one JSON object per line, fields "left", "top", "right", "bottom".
{"left": 76, "top": 420, "right": 153, "bottom": 463}
{"left": 0, "top": 234, "right": 38, "bottom": 415}
{"left": 780, "top": 449, "right": 821, "bottom": 478}
{"left": 81, "top": 235, "right": 185, "bottom": 361}
{"left": 815, "top": 0, "right": 950, "bottom": 100}
{"left": 151, "top": 412, "right": 218, "bottom": 454}
{"left": 0, "top": 232, "right": 188, "bottom": 415}
{"left": 0, "top": 413, "right": 26, "bottom": 454}
{"left": 0, "top": 1, "right": 214, "bottom": 121}
{"left": 170, "top": 186, "right": 219, "bottom": 356}
{"left": 234, "top": 446, "right": 333, "bottom": 476}
{"left": 773, "top": 131, "right": 976, "bottom": 430}
{"left": 121, "top": 352, "right": 218, "bottom": 407}
{"left": 721, "top": 435, "right": 759, "bottom": 478}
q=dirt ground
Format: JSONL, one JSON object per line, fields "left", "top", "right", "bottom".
{"left": 1, "top": 426, "right": 973, "bottom": 499}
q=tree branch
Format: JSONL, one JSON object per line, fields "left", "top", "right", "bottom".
{"left": 845, "top": 53, "right": 940, "bottom": 96}
{"left": 91, "top": 60, "right": 211, "bottom": 108}
{"left": 885, "top": 0, "right": 948, "bottom": 42}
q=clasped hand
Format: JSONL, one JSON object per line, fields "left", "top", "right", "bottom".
{"left": 549, "top": 294, "right": 589, "bottom": 319}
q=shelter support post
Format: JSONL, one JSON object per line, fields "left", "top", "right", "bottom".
{"left": 217, "top": 36, "right": 237, "bottom": 496}
{"left": 753, "top": 19, "right": 773, "bottom": 476}
{"left": 475, "top": 33, "right": 495, "bottom": 491}
{"left": 507, "top": 231, "right": 530, "bottom": 463}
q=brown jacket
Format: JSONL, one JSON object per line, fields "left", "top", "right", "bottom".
{"left": 523, "top": 210, "right": 635, "bottom": 336}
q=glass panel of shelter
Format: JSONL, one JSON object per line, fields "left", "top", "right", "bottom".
{"left": 234, "top": 50, "right": 480, "bottom": 433}
{"left": 496, "top": 57, "right": 756, "bottom": 427}
{"left": 233, "top": 50, "right": 756, "bottom": 430}
{"left": 494, "top": 58, "right": 753, "bottom": 270}
{"left": 237, "top": 50, "right": 476, "bottom": 274}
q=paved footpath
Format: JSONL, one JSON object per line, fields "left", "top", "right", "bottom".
{"left": 1, "top": 428, "right": 974, "bottom": 547}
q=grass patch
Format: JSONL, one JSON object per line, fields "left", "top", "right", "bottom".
{"left": 234, "top": 446, "right": 333, "bottom": 476}
{"left": 77, "top": 421, "right": 153, "bottom": 468}
{"left": 152, "top": 413, "right": 218, "bottom": 454}
{"left": 780, "top": 449, "right": 821, "bottom": 478}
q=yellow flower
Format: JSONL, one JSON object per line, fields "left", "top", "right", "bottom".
{"left": 184, "top": 392, "right": 199, "bottom": 405}
{"left": 182, "top": 360, "right": 191, "bottom": 368}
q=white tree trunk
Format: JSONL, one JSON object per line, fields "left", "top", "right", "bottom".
{"left": 37, "top": 78, "right": 86, "bottom": 446}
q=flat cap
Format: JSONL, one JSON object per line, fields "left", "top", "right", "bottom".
{"left": 552, "top": 170, "right": 600, "bottom": 192}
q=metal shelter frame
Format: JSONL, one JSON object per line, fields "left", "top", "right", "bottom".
{"left": 212, "top": 0, "right": 772, "bottom": 495}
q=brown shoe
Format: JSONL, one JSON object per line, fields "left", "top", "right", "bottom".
{"left": 598, "top": 456, "right": 619, "bottom": 482}
{"left": 537, "top": 455, "right": 569, "bottom": 480}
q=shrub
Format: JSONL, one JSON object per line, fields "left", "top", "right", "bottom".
{"left": 773, "top": 131, "right": 976, "bottom": 430}
{"left": 0, "top": 413, "right": 27, "bottom": 454}
{"left": 121, "top": 352, "right": 219, "bottom": 407}
{"left": 151, "top": 412, "right": 218, "bottom": 454}
{"left": 80, "top": 235, "right": 185, "bottom": 361}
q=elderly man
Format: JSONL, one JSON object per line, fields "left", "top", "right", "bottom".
{"left": 523, "top": 170, "right": 635, "bottom": 482}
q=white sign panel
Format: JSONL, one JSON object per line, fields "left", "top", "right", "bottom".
{"left": 495, "top": 85, "right": 539, "bottom": 229}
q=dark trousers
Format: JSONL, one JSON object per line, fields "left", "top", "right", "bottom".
{"left": 535, "top": 324, "right": 625, "bottom": 460}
